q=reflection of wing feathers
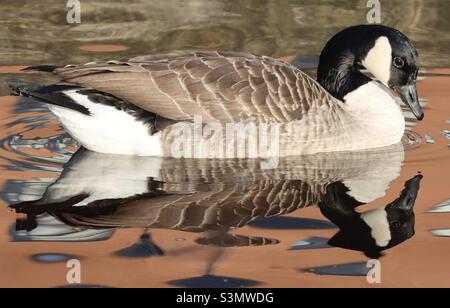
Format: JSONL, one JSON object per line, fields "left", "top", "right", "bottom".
{"left": 53, "top": 179, "right": 325, "bottom": 231}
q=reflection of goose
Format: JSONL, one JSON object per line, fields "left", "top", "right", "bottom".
{"left": 12, "top": 214, "right": 113, "bottom": 243}
{"left": 319, "top": 175, "right": 422, "bottom": 258}
{"left": 8, "top": 25, "right": 422, "bottom": 157}
{"left": 11, "top": 145, "right": 405, "bottom": 242}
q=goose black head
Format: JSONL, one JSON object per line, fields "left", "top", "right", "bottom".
{"left": 318, "top": 24, "right": 423, "bottom": 120}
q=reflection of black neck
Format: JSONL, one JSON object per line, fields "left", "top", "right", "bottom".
{"left": 319, "top": 176, "right": 422, "bottom": 259}
{"left": 319, "top": 181, "right": 386, "bottom": 259}
{"left": 318, "top": 182, "right": 364, "bottom": 228}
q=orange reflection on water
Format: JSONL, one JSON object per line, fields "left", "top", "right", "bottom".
{"left": 79, "top": 45, "right": 129, "bottom": 52}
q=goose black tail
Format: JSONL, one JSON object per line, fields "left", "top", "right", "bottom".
{"left": 7, "top": 79, "right": 91, "bottom": 115}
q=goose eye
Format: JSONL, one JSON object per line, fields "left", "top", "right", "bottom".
{"left": 391, "top": 221, "right": 402, "bottom": 229}
{"left": 393, "top": 57, "right": 405, "bottom": 69}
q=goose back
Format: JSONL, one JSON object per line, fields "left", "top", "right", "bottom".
{"left": 52, "top": 51, "right": 341, "bottom": 124}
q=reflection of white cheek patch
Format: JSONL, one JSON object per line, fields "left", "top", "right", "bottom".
{"left": 361, "top": 208, "right": 392, "bottom": 247}
{"left": 362, "top": 36, "right": 392, "bottom": 86}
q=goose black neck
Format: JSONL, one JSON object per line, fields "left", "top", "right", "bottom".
{"left": 317, "top": 26, "right": 379, "bottom": 101}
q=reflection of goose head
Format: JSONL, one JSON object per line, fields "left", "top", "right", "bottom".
{"left": 319, "top": 175, "right": 422, "bottom": 259}
{"left": 11, "top": 145, "right": 405, "bottom": 247}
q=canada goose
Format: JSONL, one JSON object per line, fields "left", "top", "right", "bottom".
{"left": 8, "top": 25, "right": 422, "bottom": 157}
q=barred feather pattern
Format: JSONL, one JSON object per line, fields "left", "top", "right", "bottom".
{"left": 53, "top": 51, "right": 341, "bottom": 124}
{"left": 48, "top": 147, "right": 404, "bottom": 231}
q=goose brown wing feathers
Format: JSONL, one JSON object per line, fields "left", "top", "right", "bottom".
{"left": 49, "top": 51, "right": 340, "bottom": 123}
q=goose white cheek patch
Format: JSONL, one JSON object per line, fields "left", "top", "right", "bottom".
{"left": 362, "top": 36, "right": 392, "bottom": 86}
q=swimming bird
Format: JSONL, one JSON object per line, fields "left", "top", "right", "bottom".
{"left": 8, "top": 25, "right": 422, "bottom": 157}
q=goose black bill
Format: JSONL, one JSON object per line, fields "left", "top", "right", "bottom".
{"left": 394, "top": 84, "right": 424, "bottom": 121}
